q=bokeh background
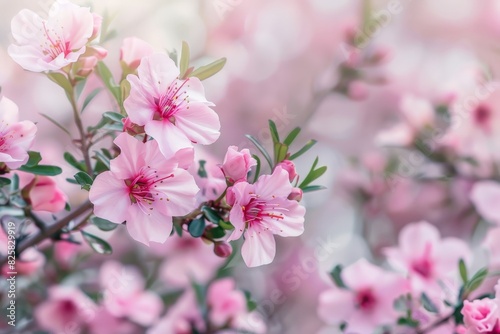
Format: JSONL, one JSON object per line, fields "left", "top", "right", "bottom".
{"left": 2, "top": 0, "right": 500, "bottom": 332}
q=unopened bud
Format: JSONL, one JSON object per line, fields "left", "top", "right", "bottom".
{"left": 288, "top": 187, "right": 303, "bottom": 202}
{"left": 214, "top": 241, "right": 232, "bottom": 258}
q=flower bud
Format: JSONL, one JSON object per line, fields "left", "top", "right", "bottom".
{"left": 122, "top": 117, "right": 145, "bottom": 136}
{"left": 347, "top": 80, "right": 369, "bottom": 101}
{"left": 288, "top": 187, "right": 303, "bottom": 202}
{"left": 120, "top": 37, "right": 155, "bottom": 72}
{"left": 221, "top": 146, "right": 257, "bottom": 183}
{"left": 19, "top": 173, "right": 67, "bottom": 212}
{"left": 214, "top": 241, "right": 232, "bottom": 258}
{"left": 74, "top": 56, "right": 98, "bottom": 77}
{"left": 276, "top": 160, "right": 297, "bottom": 182}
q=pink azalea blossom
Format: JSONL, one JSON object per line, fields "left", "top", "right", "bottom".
{"left": 207, "top": 278, "right": 247, "bottom": 327}
{"left": 221, "top": 145, "right": 257, "bottom": 183}
{"left": 124, "top": 53, "right": 220, "bottom": 159}
{"left": 100, "top": 261, "right": 162, "bottom": 326}
{"left": 8, "top": 0, "right": 100, "bottom": 72}
{"left": 88, "top": 307, "right": 139, "bottom": 334}
{"left": 17, "top": 171, "right": 68, "bottom": 213}
{"left": 471, "top": 181, "right": 500, "bottom": 224}
{"left": 226, "top": 166, "right": 306, "bottom": 267}
{"left": 0, "top": 95, "right": 37, "bottom": 169}
{"left": 120, "top": 37, "right": 155, "bottom": 71}
{"left": 462, "top": 298, "right": 500, "bottom": 334}
{"left": 384, "top": 221, "right": 471, "bottom": 296}
{"left": 89, "top": 133, "right": 199, "bottom": 245}
{"left": 35, "top": 286, "right": 96, "bottom": 334}
{"left": 317, "top": 258, "right": 409, "bottom": 333}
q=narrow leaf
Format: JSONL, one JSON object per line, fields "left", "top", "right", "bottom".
{"left": 81, "top": 230, "right": 113, "bottom": 254}
{"left": 459, "top": 259, "right": 468, "bottom": 284}
{"left": 301, "top": 185, "right": 327, "bottom": 193}
{"left": 268, "top": 120, "right": 280, "bottom": 145}
{"left": 103, "top": 111, "right": 124, "bottom": 123}
{"left": 252, "top": 154, "right": 261, "bottom": 183}
{"left": 46, "top": 72, "right": 73, "bottom": 97}
{"left": 91, "top": 216, "right": 118, "bottom": 231}
{"left": 189, "top": 58, "right": 227, "bottom": 81}
{"left": 180, "top": 41, "right": 190, "bottom": 79}
{"left": 289, "top": 139, "right": 317, "bottom": 160}
{"left": 283, "top": 127, "right": 301, "bottom": 146}
{"left": 74, "top": 171, "right": 94, "bottom": 191}
{"left": 421, "top": 293, "right": 439, "bottom": 313}
{"left": 18, "top": 165, "right": 62, "bottom": 176}
{"left": 329, "top": 265, "right": 347, "bottom": 289}
{"left": 81, "top": 88, "right": 102, "bottom": 113}
{"left": 64, "top": 152, "right": 86, "bottom": 171}
{"left": 0, "top": 177, "right": 11, "bottom": 187}
{"left": 40, "top": 113, "right": 71, "bottom": 136}
{"left": 465, "top": 268, "right": 489, "bottom": 294}
{"left": 25, "top": 151, "right": 42, "bottom": 167}
{"left": 245, "top": 134, "right": 273, "bottom": 169}
{"left": 202, "top": 206, "right": 221, "bottom": 224}
{"left": 274, "top": 142, "right": 288, "bottom": 164}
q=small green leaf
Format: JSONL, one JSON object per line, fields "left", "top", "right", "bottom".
{"left": 329, "top": 265, "right": 347, "bottom": 289}
{"left": 91, "top": 216, "right": 118, "bottom": 231}
{"left": 252, "top": 154, "right": 261, "bottom": 183}
{"left": 198, "top": 160, "right": 208, "bottom": 178}
{"left": 274, "top": 142, "right": 288, "bottom": 164}
{"left": 219, "top": 221, "right": 234, "bottom": 230}
{"left": 93, "top": 150, "right": 110, "bottom": 170}
{"left": 96, "top": 61, "right": 121, "bottom": 103}
{"left": 10, "top": 174, "right": 19, "bottom": 191}
{"left": 103, "top": 111, "right": 124, "bottom": 123}
{"left": 81, "top": 88, "right": 102, "bottom": 113}
{"left": 74, "top": 171, "right": 94, "bottom": 191}
{"left": 205, "top": 226, "right": 225, "bottom": 239}
{"left": 465, "top": 268, "right": 489, "bottom": 294}
{"left": 189, "top": 58, "right": 227, "bottom": 81}
{"left": 81, "top": 230, "right": 113, "bottom": 254}
{"left": 188, "top": 217, "right": 206, "bottom": 238}
{"left": 459, "top": 259, "right": 468, "bottom": 284}
{"left": 397, "top": 317, "right": 419, "bottom": 328}
{"left": 179, "top": 41, "right": 190, "bottom": 79}
{"left": 245, "top": 134, "right": 273, "bottom": 169}
{"left": 244, "top": 290, "right": 257, "bottom": 312}
{"left": 18, "top": 165, "right": 62, "bottom": 176}
{"left": 65, "top": 202, "right": 71, "bottom": 211}
{"left": 289, "top": 139, "right": 317, "bottom": 160}
{"left": 0, "top": 177, "right": 11, "bottom": 187}
{"left": 301, "top": 185, "right": 327, "bottom": 193}
{"left": 202, "top": 206, "right": 221, "bottom": 224}
{"left": 25, "top": 151, "right": 42, "bottom": 167}
{"left": 40, "top": 113, "right": 71, "bottom": 136}
{"left": 283, "top": 127, "right": 301, "bottom": 146}
{"left": 64, "top": 152, "right": 86, "bottom": 171}
{"left": 268, "top": 120, "right": 280, "bottom": 145}
{"left": 299, "top": 157, "right": 327, "bottom": 189}
{"left": 421, "top": 293, "right": 439, "bottom": 313}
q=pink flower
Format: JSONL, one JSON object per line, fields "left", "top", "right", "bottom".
{"left": 18, "top": 172, "right": 67, "bottom": 213}
{"left": 207, "top": 278, "right": 247, "bottom": 327}
{"left": 89, "top": 133, "right": 199, "bottom": 245}
{"left": 275, "top": 159, "right": 297, "bottom": 182}
{"left": 8, "top": 0, "right": 100, "bottom": 72}
{"left": 318, "top": 258, "right": 409, "bottom": 333}
{"left": 124, "top": 53, "right": 220, "bottom": 159}
{"left": 0, "top": 95, "right": 36, "bottom": 169}
{"left": 88, "top": 308, "right": 139, "bottom": 334}
{"left": 462, "top": 298, "right": 500, "bottom": 334}
{"left": 471, "top": 181, "right": 500, "bottom": 224}
{"left": 100, "top": 261, "right": 162, "bottom": 326}
{"left": 384, "top": 221, "right": 470, "bottom": 296}
{"left": 35, "top": 286, "right": 96, "bottom": 334}
{"left": 226, "top": 166, "right": 306, "bottom": 267}
{"left": 221, "top": 146, "right": 256, "bottom": 183}
{"left": 120, "top": 37, "right": 155, "bottom": 71}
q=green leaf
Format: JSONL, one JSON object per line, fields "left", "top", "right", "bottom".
{"left": 81, "top": 88, "right": 102, "bottom": 113}
{"left": 289, "top": 139, "right": 317, "bottom": 160}
{"left": 397, "top": 317, "right": 419, "bottom": 328}
{"left": 91, "top": 216, "right": 118, "bottom": 231}
{"left": 74, "top": 171, "right": 94, "bottom": 191}
{"left": 10, "top": 174, "right": 19, "bottom": 191}
{"left": 465, "top": 268, "right": 488, "bottom": 294}
{"left": 96, "top": 62, "right": 121, "bottom": 103}
{"left": 219, "top": 221, "right": 234, "bottom": 230}
{"left": 64, "top": 202, "right": 71, "bottom": 211}
{"left": 329, "top": 265, "right": 347, "bottom": 289}
{"left": 188, "top": 217, "right": 206, "bottom": 238}
{"left": 81, "top": 230, "right": 113, "bottom": 255}
{"left": 179, "top": 41, "right": 190, "bottom": 79}
{"left": 283, "top": 127, "right": 301, "bottom": 146}
{"left": 274, "top": 142, "right": 288, "bottom": 164}
{"left": 205, "top": 226, "right": 225, "bottom": 239}
{"left": 103, "top": 111, "right": 124, "bottom": 123}
{"left": 244, "top": 290, "right": 257, "bottom": 312}
{"left": 18, "top": 165, "right": 62, "bottom": 176}
{"left": 64, "top": 152, "right": 86, "bottom": 171}
{"left": 46, "top": 72, "right": 73, "bottom": 98}
{"left": 40, "top": 113, "right": 71, "bottom": 136}
{"left": 268, "top": 120, "right": 280, "bottom": 145}
{"left": 0, "top": 177, "right": 11, "bottom": 187}
{"left": 245, "top": 134, "right": 273, "bottom": 169}
{"left": 459, "top": 259, "right": 468, "bottom": 284}
{"left": 93, "top": 150, "right": 110, "bottom": 170}
{"left": 197, "top": 160, "right": 208, "bottom": 178}
{"left": 252, "top": 154, "right": 261, "bottom": 183}
{"left": 202, "top": 206, "right": 222, "bottom": 224}
{"left": 189, "top": 58, "right": 227, "bottom": 81}
{"left": 301, "top": 185, "right": 327, "bottom": 193}
{"left": 421, "top": 293, "right": 439, "bottom": 313}
{"left": 25, "top": 151, "right": 42, "bottom": 167}
{"left": 299, "top": 157, "right": 327, "bottom": 189}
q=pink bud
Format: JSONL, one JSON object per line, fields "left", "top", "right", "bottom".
{"left": 120, "top": 37, "right": 155, "bottom": 71}
{"left": 122, "top": 117, "right": 145, "bottom": 136}
{"left": 347, "top": 80, "right": 369, "bottom": 101}
{"left": 74, "top": 56, "right": 98, "bottom": 77}
{"left": 288, "top": 187, "right": 303, "bottom": 201}
{"left": 221, "top": 146, "right": 257, "bottom": 183}
{"left": 225, "top": 186, "right": 236, "bottom": 206}
{"left": 276, "top": 160, "right": 297, "bottom": 182}
{"left": 18, "top": 172, "right": 67, "bottom": 213}
{"left": 214, "top": 241, "right": 232, "bottom": 258}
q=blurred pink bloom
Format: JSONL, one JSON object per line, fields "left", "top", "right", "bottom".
{"left": 8, "top": 0, "right": 99, "bottom": 72}
{"left": 89, "top": 133, "right": 198, "bottom": 245}
{"left": 0, "top": 95, "right": 36, "bottom": 169}
{"left": 152, "top": 233, "right": 224, "bottom": 287}
{"left": 347, "top": 80, "right": 369, "bottom": 101}
{"left": 148, "top": 290, "right": 205, "bottom": 334}
{"left": 207, "top": 278, "right": 247, "bottom": 327}
{"left": 100, "top": 261, "right": 162, "bottom": 326}
{"left": 88, "top": 307, "right": 138, "bottom": 334}
{"left": 124, "top": 53, "right": 220, "bottom": 159}
{"left": 120, "top": 37, "right": 155, "bottom": 71}
{"left": 462, "top": 297, "right": 500, "bottom": 334}
{"left": 384, "top": 221, "right": 470, "bottom": 296}
{"left": 35, "top": 286, "right": 96, "bottom": 334}
{"left": 276, "top": 159, "right": 297, "bottom": 182}
{"left": 221, "top": 145, "right": 256, "bottom": 183}
{"left": 471, "top": 181, "right": 500, "bottom": 224}
{"left": 318, "top": 258, "right": 409, "bottom": 333}
{"left": 227, "top": 166, "right": 306, "bottom": 267}
{"left": 18, "top": 172, "right": 67, "bottom": 213}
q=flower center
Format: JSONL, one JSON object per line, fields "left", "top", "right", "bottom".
{"left": 125, "top": 166, "right": 173, "bottom": 211}
{"left": 41, "top": 22, "right": 71, "bottom": 60}
{"left": 242, "top": 195, "right": 285, "bottom": 228}
{"left": 153, "top": 79, "right": 191, "bottom": 122}
{"left": 411, "top": 257, "right": 433, "bottom": 278}
{"left": 473, "top": 104, "right": 492, "bottom": 131}
{"left": 59, "top": 299, "right": 77, "bottom": 315}
{"left": 355, "top": 288, "right": 377, "bottom": 311}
